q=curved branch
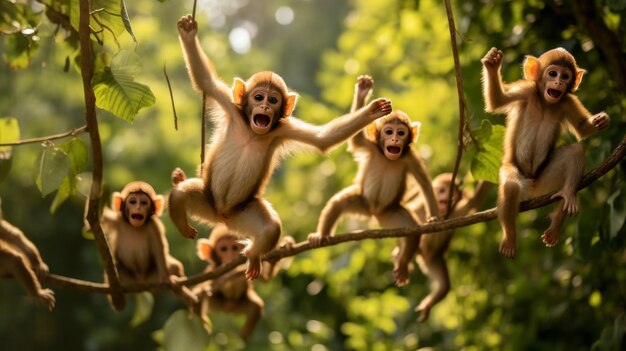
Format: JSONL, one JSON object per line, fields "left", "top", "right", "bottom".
{"left": 0, "top": 126, "right": 88, "bottom": 147}
{"left": 443, "top": 0, "right": 467, "bottom": 218}
{"left": 42, "top": 133, "right": 626, "bottom": 294}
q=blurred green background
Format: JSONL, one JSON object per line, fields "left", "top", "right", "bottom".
{"left": 0, "top": 0, "right": 625, "bottom": 350}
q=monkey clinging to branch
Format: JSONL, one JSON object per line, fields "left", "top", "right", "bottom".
{"left": 481, "top": 47, "right": 610, "bottom": 258}
{"left": 170, "top": 15, "right": 392, "bottom": 280}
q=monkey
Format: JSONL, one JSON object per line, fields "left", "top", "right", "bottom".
{"left": 100, "top": 181, "right": 197, "bottom": 310}
{"left": 0, "top": 197, "right": 55, "bottom": 310}
{"left": 171, "top": 15, "right": 392, "bottom": 280}
{"left": 403, "top": 173, "right": 491, "bottom": 321}
{"left": 481, "top": 47, "right": 610, "bottom": 258}
{"left": 192, "top": 223, "right": 294, "bottom": 342}
{"left": 308, "top": 75, "right": 439, "bottom": 287}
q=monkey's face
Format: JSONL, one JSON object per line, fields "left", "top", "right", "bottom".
{"left": 125, "top": 193, "right": 152, "bottom": 227}
{"left": 379, "top": 122, "right": 409, "bottom": 160}
{"left": 246, "top": 86, "right": 283, "bottom": 135}
{"left": 433, "top": 180, "right": 459, "bottom": 213}
{"left": 540, "top": 65, "right": 573, "bottom": 104}
{"left": 215, "top": 237, "right": 244, "bottom": 263}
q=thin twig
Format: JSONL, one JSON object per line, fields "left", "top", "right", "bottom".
{"left": 0, "top": 125, "right": 88, "bottom": 147}
{"left": 443, "top": 0, "right": 468, "bottom": 219}
{"left": 163, "top": 62, "right": 179, "bottom": 130}
{"left": 192, "top": 0, "right": 198, "bottom": 20}
{"left": 42, "top": 133, "right": 626, "bottom": 293}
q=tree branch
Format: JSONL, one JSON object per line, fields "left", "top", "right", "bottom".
{"left": 0, "top": 126, "right": 88, "bottom": 147}
{"left": 78, "top": 0, "right": 125, "bottom": 310}
{"left": 42, "top": 132, "right": 626, "bottom": 293}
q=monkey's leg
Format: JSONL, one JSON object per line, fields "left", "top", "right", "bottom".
{"left": 534, "top": 143, "right": 585, "bottom": 246}
{"left": 235, "top": 289, "right": 264, "bottom": 342}
{"left": 168, "top": 178, "right": 216, "bottom": 239}
{"left": 309, "top": 185, "right": 369, "bottom": 247}
{"left": 166, "top": 258, "right": 199, "bottom": 307}
{"left": 497, "top": 164, "right": 524, "bottom": 258}
{"left": 0, "top": 249, "right": 55, "bottom": 310}
{"left": 227, "top": 198, "right": 281, "bottom": 280}
{"left": 376, "top": 206, "right": 420, "bottom": 286}
{"left": 415, "top": 253, "right": 450, "bottom": 322}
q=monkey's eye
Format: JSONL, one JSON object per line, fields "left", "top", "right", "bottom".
{"left": 268, "top": 96, "right": 278, "bottom": 104}
{"left": 548, "top": 70, "right": 557, "bottom": 78}
{"left": 219, "top": 246, "right": 228, "bottom": 252}
{"left": 231, "top": 245, "right": 239, "bottom": 251}
{"left": 140, "top": 200, "right": 149, "bottom": 206}
{"left": 561, "top": 73, "right": 570, "bottom": 80}
{"left": 128, "top": 199, "right": 137, "bottom": 205}
{"left": 384, "top": 129, "right": 393, "bottom": 135}
{"left": 398, "top": 130, "right": 406, "bottom": 136}
{"left": 254, "top": 94, "right": 263, "bottom": 101}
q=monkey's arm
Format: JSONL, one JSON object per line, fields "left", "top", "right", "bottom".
{"left": 406, "top": 151, "right": 439, "bottom": 220}
{"left": 453, "top": 181, "right": 492, "bottom": 218}
{"left": 0, "top": 222, "right": 46, "bottom": 271}
{"left": 177, "top": 15, "right": 233, "bottom": 113}
{"left": 563, "top": 95, "right": 610, "bottom": 140}
{"left": 481, "top": 48, "right": 533, "bottom": 113}
{"left": 282, "top": 98, "right": 391, "bottom": 153}
{"left": 348, "top": 76, "right": 376, "bottom": 151}
{"left": 150, "top": 220, "right": 173, "bottom": 283}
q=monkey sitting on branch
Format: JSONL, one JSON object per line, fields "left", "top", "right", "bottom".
{"left": 481, "top": 47, "right": 610, "bottom": 258}
{"left": 192, "top": 223, "right": 294, "bottom": 342}
{"left": 170, "top": 15, "right": 392, "bottom": 280}
{"left": 308, "top": 75, "right": 439, "bottom": 287}
{"left": 0, "top": 197, "right": 55, "bottom": 310}
{"left": 99, "top": 181, "right": 197, "bottom": 310}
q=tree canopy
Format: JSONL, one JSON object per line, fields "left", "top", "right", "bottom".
{"left": 0, "top": 0, "right": 624, "bottom": 350}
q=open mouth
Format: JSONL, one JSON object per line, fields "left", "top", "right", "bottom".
{"left": 131, "top": 214, "right": 145, "bottom": 221}
{"left": 253, "top": 114, "right": 271, "bottom": 128}
{"left": 387, "top": 146, "right": 401, "bottom": 155}
{"left": 547, "top": 89, "right": 562, "bottom": 99}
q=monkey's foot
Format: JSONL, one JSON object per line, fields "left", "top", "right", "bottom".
{"left": 392, "top": 264, "right": 410, "bottom": 287}
{"left": 499, "top": 235, "right": 516, "bottom": 258}
{"left": 245, "top": 256, "right": 262, "bottom": 280}
{"left": 179, "top": 225, "right": 198, "bottom": 239}
{"left": 541, "top": 226, "right": 560, "bottom": 247}
{"left": 415, "top": 299, "right": 432, "bottom": 322}
{"left": 36, "top": 289, "right": 56, "bottom": 311}
{"left": 551, "top": 190, "right": 579, "bottom": 216}
{"left": 179, "top": 286, "right": 199, "bottom": 307}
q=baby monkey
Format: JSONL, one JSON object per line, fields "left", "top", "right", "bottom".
{"left": 308, "top": 76, "right": 439, "bottom": 286}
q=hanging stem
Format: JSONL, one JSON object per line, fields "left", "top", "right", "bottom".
{"left": 443, "top": 0, "right": 467, "bottom": 218}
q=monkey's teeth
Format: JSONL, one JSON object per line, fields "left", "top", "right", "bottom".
{"left": 131, "top": 214, "right": 144, "bottom": 220}
{"left": 387, "top": 146, "right": 401, "bottom": 154}
{"left": 547, "top": 89, "right": 561, "bottom": 98}
{"left": 254, "top": 115, "right": 271, "bottom": 128}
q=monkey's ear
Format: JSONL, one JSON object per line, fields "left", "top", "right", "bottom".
{"left": 153, "top": 195, "right": 164, "bottom": 217}
{"left": 411, "top": 121, "right": 421, "bottom": 144}
{"left": 523, "top": 55, "right": 541, "bottom": 80}
{"left": 112, "top": 192, "right": 124, "bottom": 212}
{"left": 232, "top": 78, "right": 247, "bottom": 105}
{"left": 365, "top": 123, "right": 378, "bottom": 142}
{"left": 197, "top": 239, "right": 212, "bottom": 261}
{"left": 572, "top": 68, "right": 586, "bottom": 92}
{"left": 283, "top": 93, "right": 298, "bottom": 116}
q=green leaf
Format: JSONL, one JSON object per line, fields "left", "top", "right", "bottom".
{"left": 0, "top": 117, "right": 20, "bottom": 159}
{"left": 120, "top": 0, "right": 137, "bottom": 44}
{"left": 60, "top": 138, "right": 89, "bottom": 175}
{"left": 50, "top": 177, "right": 71, "bottom": 214}
{"left": 162, "top": 310, "right": 211, "bottom": 351}
{"left": 470, "top": 119, "right": 504, "bottom": 183}
{"left": 130, "top": 292, "right": 154, "bottom": 327}
{"left": 93, "top": 50, "right": 156, "bottom": 122}
{"left": 70, "top": 0, "right": 126, "bottom": 38}
{"left": 606, "top": 188, "right": 626, "bottom": 240}
{"left": 36, "top": 145, "right": 70, "bottom": 197}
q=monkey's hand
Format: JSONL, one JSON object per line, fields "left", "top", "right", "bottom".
{"left": 551, "top": 190, "right": 579, "bottom": 217}
{"left": 426, "top": 216, "right": 438, "bottom": 223}
{"left": 35, "top": 262, "right": 49, "bottom": 280}
{"left": 279, "top": 235, "right": 296, "bottom": 250}
{"left": 36, "top": 288, "right": 55, "bottom": 311}
{"left": 365, "top": 98, "right": 392, "bottom": 120}
{"left": 307, "top": 232, "right": 330, "bottom": 248}
{"left": 171, "top": 167, "right": 187, "bottom": 186}
{"left": 177, "top": 14, "right": 198, "bottom": 40}
{"left": 356, "top": 75, "right": 373, "bottom": 103}
{"left": 481, "top": 47, "right": 503, "bottom": 71}
{"left": 591, "top": 112, "right": 610, "bottom": 131}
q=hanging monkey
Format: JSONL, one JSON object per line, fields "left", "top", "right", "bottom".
{"left": 0, "top": 198, "right": 55, "bottom": 310}
{"left": 308, "top": 75, "right": 439, "bottom": 286}
{"left": 192, "top": 223, "right": 294, "bottom": 342}
{"left": 100, "top": 181, "right": 197, "bottom": 310}
{"left": 171, "top": 15, "right": 392, "bottom": 280}
{"left": 403, "top": 173, "right": 491, "bottom": 321}
{"left": 482, "top": 47, "right": 610, "bottom": 258}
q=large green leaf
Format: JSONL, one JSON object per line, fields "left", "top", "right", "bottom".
{"left": 36, "top": 145, "right": 70, "bottom": 197}
{"left": 49, "top": 138, "right": 89, "bottom": 213}
{"left": 130, "top": 292, "right": 154, "bottom": 327}
{"left": 69, "top": 0, "right": 126, "bottom": 38}
{"left": 606, "top": 187, "right": 626, "bottom": 240}
{"left": 0, "top": 117, "right": 20, "bottom": 159}
{"left": 93, "top": 50, "right": 156, "bottom": 122}
{"left": 161, "top": 310, "right": 210, "bottom": 351}
{"left": 470, "top": 119, "right": 504, "bottom": 183}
